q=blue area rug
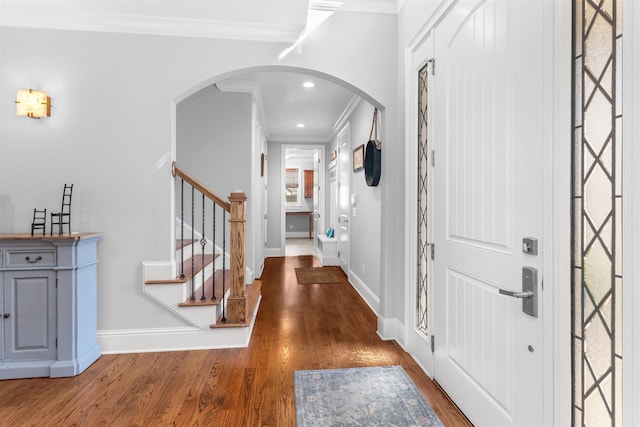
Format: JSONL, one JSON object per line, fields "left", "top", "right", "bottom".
{"left": 294, "top": 365, "right": 444, "bottom": 426}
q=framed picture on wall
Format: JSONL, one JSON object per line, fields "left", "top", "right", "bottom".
{"left": 353, "top": 144, "right": 364, "bottom": 172}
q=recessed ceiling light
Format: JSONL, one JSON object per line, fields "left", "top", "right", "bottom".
{"left": 297, "top": 123, "right": 305, "bottom": 128}
{"left": 303, "top": 81, "right": 315, "bottom": 88}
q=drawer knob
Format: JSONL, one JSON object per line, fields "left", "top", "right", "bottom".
{"left": 3, "top": 313, "right": 9, "bottom": 319}
{"left": 25, "top": 256, "right": 42, "bottom": 264}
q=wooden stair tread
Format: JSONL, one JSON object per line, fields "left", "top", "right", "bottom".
{"left": 179, "top": 269, "right": 230, "bottom": 307}
{"left": 175, "top": 239, "right": 197, "bottom": 250}
{"left": 145, "top": 254, "right": 218, "bottom": 284}
{"left": 210, "top": 280, "right": 262, "bottom": 328}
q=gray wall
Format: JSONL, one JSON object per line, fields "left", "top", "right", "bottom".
{"left": 347, "top": 101, "right": 382, "bottom": 300}
{"left": 266, "top": 142, "right": 282, "bottom": 251}
{"left": 328, "top": 100, "right": 382, "bottom": 307}
{"left": 176, "top": 85, "right": 253, "bottom": 269}
{"left": 0, "top": 9, "right": 401, "bottom": 341}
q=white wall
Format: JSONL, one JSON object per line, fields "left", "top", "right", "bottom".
{"left": 0, "top": 10, "right": 398, "bottom": 341}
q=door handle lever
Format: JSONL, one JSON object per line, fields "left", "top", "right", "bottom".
{"left": 499, "top": 289, "right": 533, "bottom": 299}
{"left": 498, "top": 267, "right": 538, "bottom": 317}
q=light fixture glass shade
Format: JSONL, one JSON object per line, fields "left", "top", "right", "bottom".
{"left": 16, "top": 89, "right": 51, "bottom": 118}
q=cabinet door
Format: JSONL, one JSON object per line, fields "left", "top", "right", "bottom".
{"left": 304, "top": 170, "right": 313, "bottom": 199}
{"left": 3, "top": 271, "right": 57, "bottom": 360}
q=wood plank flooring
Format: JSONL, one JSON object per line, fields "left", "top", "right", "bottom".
{"left": 0, "top": 256, "right": 471, "bottom": 426}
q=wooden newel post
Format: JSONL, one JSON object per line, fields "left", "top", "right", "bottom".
{"left": 227, "top": 191, "right": 247, "bottom": 324}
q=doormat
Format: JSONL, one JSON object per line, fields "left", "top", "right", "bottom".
{"left": 294, "top": 366, "right": 444, "bottom": 426}
{"left": 295, "top": 267, "right": 343, "bottom": 285}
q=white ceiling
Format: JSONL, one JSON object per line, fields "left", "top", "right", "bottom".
{"left": 0, "top": 0, "right": 397, "bottom": 143}
{"left": 216, "top": 72, "right": 360, "bottom": 143}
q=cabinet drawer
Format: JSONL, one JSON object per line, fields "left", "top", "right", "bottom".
{"left": 6, "top": 250, "right": 56, "bottom": 267}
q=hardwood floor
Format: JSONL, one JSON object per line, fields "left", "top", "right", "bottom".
{"left": 0, "top": 256, "right": 471, "bottom": 426}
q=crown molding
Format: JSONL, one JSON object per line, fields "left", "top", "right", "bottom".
{"left": 268, "top": 135, "right": 330, "bottom": 144}
{"left": 331, "top": 94, "right": 362, "bottom": 139}
{"left": 338, "top": 0, "right": 399, "bottom": 14}
{"left": 0, "top": 3, "right": 303, "bottom": 42}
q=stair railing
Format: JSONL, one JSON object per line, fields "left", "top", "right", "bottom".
{"left": 172, "top": 162, "right": 247, "bottom": 324}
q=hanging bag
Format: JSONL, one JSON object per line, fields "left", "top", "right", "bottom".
{"left": 364, "top": 108, "right": 382, "bottom": 187}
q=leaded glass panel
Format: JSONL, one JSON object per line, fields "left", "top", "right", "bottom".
{"left": 417, "top": 63, "right": 430, "bottom": 335}
{"left": 573, "top": 0, "right": 622, "bottom": 425}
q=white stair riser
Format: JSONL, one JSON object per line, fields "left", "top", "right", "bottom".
{"left": 143, "top": 261, "right": 219, "bottom": 329}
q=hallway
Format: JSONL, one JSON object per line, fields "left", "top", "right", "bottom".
{"left": 285, "top": 237, "right": 315, "bottom": 256}
{"left": 0, "top": 256, "right": 470, "bottom": 425}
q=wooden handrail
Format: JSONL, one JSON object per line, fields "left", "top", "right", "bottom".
{"left": 172, "top": 161, "right": 248, "bottom": 325}
{"left": 172, "top": 162, "right": 231, "bottom": 212}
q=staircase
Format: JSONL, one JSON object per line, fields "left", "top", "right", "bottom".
{"left": 141, "top": 162, "right": 261, "bottom": 347}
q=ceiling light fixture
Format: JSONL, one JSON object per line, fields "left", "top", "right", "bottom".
{"left": 303, "top": 81, "right": 315, "bottom": 88}
{"left": 297, "top": 123, "right": 305, "bottom": 128}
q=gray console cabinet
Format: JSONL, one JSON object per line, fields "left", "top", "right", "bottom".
{"left": 0, "top": 233, "right": 102, "bottom": 379}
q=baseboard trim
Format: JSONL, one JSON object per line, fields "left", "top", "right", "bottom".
{"left": 347, "top": 270, "right": 380, "bottom": 314}
{"left": 377, "top": 316, "right": 404, "bottom": 343}
{"left": 98, "top": 299, "right": 260, "bottom": 354}
{"left": 264, "top": 248, "right": 283, "bottom": 257}
{"left": 285, "top": 232, "right": 311, "bottom": 239}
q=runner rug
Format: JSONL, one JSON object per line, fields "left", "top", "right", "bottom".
{"left": 294, "top": 366, "right": 444, "bottom": 426}
{"left": 295, "top": 266, "right": 343, "bottom": 285}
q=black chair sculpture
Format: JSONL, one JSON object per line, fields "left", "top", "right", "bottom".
{"left": 51, "top": 184, "right": 73, "bottom": 235}
{"left": 31, "top": 208, "right": 47, "bottom": 236}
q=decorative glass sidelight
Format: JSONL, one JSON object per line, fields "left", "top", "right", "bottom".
{"left": 572, "top": 0, "right": 622, "bottom": 426}
{"left": 417, "top": 63, "right": 430, "bottom": 335}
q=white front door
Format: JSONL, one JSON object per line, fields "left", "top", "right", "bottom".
{"left": 432, "top": 1, "right": 548, "bottom": 425}
{"left": 337, "top": 125, "right": 350, "bottom": 273}
{"left": 313, "top": 150, "right": 320, "bottom": 242}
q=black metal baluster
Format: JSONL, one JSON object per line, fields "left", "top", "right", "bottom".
{"left": 200, "top": 193, "right": 206, "bottom": 301}
{"left": 211, "top": 203, "right": 217, "bottom": 301}
{"left": 180, "top": 179, "right": 185, "bottom": 279}
{"left": 190, "top": 186, "right": 195, "bottom": 300}
{"left": 221, "top": 210, "right": 227, "bottom": 323}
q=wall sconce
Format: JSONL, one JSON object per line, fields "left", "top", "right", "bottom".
{"left": 15, "top": 89, "right": 51, "bottom": 119}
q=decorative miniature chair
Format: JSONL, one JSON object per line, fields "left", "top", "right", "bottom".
{"left": 50, "top": 184, "right": 73, "bottom": 235}
{"left": 31, "top": 208, "right": 47, "bottom": 236}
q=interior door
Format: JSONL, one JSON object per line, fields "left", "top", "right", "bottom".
{"left": 262, "top": 140, "right": 268, "bottom": 249}
{"left": 432, "top": 1, "right": 547, "bottom": 426}
{"left": 312, "top": 150, "right": 320, "bottom": 244}
{"left": 337, "top": 125, "right": 350, "bottom": 273}
{"left": 329, "top": 164, "right": 338, "bottom": 234}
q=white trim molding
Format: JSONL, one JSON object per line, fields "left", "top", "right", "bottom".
{"left": 623, "top": 0, "right": 639, "bottom": 424}
{"left": 348, "top": 270, "right": 380, "bottom": 314}
{"left": 548, "top": 0, "right": 573, "bottom": 425}
{"left": 377, "top": 316, "right": 404, "bottom": 343}
{"left": 0, "top": 1, "right": 304, "bottom": 42}
{"left": 98, "top": 309, "right": 259, "bottom": 354}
